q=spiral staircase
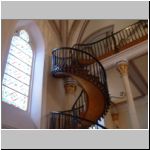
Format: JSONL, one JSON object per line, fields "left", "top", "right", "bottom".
{"left": 49, "top": 20, "right": 148, "bottom": 129}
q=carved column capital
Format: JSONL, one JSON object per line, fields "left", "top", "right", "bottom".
{"left": 116, "top": 60, "right": 128, "bottom": 76}
{"left": 63, "top": 77, "right": 77, "bottom": 94}
{"left": 64, "top": 84, "right": 76, "bottom": 94}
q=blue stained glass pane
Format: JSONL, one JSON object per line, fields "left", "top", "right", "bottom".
{"left": 5, "top": 64, "right": 30, "bottom": 85}
{"left": 12, "top": 36, "right": 32, "bottom": 57}
{"left": 3, "top": 74, "right": 29, "bottom": 96}
{"left": 2, "top": 85, "right": 28, "bottom": 111}
{"left": 7, "top": 54, "right": 31, "bottom": 75}
{"left": 10, "top": 45, "right": 32, "bottom": 66}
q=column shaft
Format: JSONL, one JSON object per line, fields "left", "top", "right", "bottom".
{"left": 122, "top": 75, "right": 140, "bottom": 128}
{"left": 117, "top": 61, "right": 140, "bottom": 129}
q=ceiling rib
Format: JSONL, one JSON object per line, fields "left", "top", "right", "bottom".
{"left": 48, "top": 20, "right": 62, "bottom": 44}
{"left": 76, "top": 20, "right": 90, "bottom": 44}
{"left": 67, "top": 20, "right": 81, "bottom": 46}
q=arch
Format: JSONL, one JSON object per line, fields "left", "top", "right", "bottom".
{"left": 1, "top": 20, "right": 45, "bottom": 129}
{"left": 82, "top": 25, "right": 114, "bottom": 44}
{"left": 17, "top": 20, "right": 45, "bottom": 128}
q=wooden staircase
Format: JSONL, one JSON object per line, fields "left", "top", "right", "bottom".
{"left": 50, "top": 48, "right": 110, "bottom": 129}
{"left": 49, "top": 20, "right": 148, "bottom": 129}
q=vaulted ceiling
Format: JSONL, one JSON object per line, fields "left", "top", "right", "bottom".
{"left": 48, "top": 20, "right": 138, "bottom": 47}
{"left": 48, "top": 20, "right": 89, "bottom": 46}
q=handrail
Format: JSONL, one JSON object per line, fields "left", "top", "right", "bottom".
{"left": 51, "top": 106, "right": 84, "bottom": 114}
{"left": 52, "top": 47, "right": 107, "bottom": 79}
{"left": 71, "top": 90, "right": 88, "bottom": 118}
{"left": 51, "top": 47, "right": 111, "bottom": 119}
{"left": 72, "top": 90, "right": 85, "bottom": 110}
{"left": 74, "top": 20, "right": 147, "bottom": 46}
{"left": 50, "top": 111, "right": 107, "bottom": 129}
{"left": 73, "top": 20, "right": 148, "bottom": 60}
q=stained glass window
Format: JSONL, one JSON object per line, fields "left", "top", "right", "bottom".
{"left": 2, "top": 30, "right": 33, "bottom": 111}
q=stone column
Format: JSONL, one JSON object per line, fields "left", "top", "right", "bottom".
{"left": 117, "top": 60, "right": 140, "bottom": 129}
{"left": 104, "top": 110, "right": 114, "bottom": 129}
{"left": 110, "top": 103, "right": 120, "bottom": 129}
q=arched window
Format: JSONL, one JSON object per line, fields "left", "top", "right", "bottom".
{"left": 2, "top": 30, "right": 33, "bottom": 111}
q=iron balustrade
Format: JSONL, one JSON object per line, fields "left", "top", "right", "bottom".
{"left": 50, "top": 110, "right": 107, "bottom": 129}
{"left": 73, "top": 20, "right": 148, "bottom": 59}
{"left": 51, "top": 47, "right": 110, "bottom": 115}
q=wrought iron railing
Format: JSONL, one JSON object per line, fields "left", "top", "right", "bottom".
{"left": 74, "top": 20, "right": 148, "bottom": 60}
{"left": 51, "top": 47, "right": 110, "bottom": 115}
{"left": 50, "top": 109, "right": 107, "bottom": 129}
{"left": 50, "top": 47, "right": 110, "bottom": 128}
{"left": 72, "top": 90, "right": 88, "bottom": 116}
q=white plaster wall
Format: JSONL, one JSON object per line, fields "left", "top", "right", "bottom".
{"left": 46, "top": 79, "right": 82, "bottom": 112}
{"left": 106, "top": 67, "right": 125, "bottom": 98}
{"left": 35, "top": 20, "right": 67, "bottom": 128}
{"left": 64, "top": 85, "right": 82, "bottom": 110}
{"left": 104, "top": 95, "right": 148, "bottom": 129}
{"left": 2, "top": 102, "right": 36, "bottom": 129}
{"left": 116, "top": 95, "right": 148, "bottom": 129}
{"left": 135, "top": 95, "right": 148, "bottom": 129}
{"left": 106, "top": 66, "right": 142, "bottom": 102}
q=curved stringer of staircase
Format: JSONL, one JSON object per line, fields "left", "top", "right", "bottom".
{"left": 50, "top": 47, "right": 110, "bottom": 129}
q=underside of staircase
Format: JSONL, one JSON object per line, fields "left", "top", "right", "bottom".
{"left": 49, "top": 20, "right": 148, "bottom": 129}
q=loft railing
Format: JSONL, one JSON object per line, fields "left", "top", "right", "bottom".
{"left": 74, "top": 20, "right": 148, "bottom": 60}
